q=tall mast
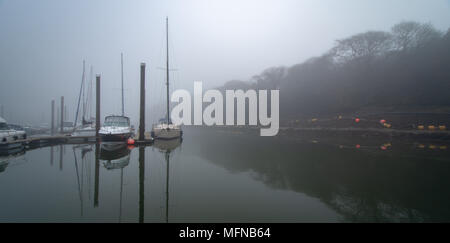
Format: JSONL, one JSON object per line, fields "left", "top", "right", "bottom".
{"left": 121, "top": 53, "right": 125, "bottom": 116}
{"left": 82, "top": 61, "right": 86, "bottom": 121}
{"left": 74, "top": 60, "right": 86, "bottom": 129}
{"left": 166, "top": 17, "right": 170, "bottom": 124}
{"left": 89, "top": 66, "right": 93, "bottom": 120}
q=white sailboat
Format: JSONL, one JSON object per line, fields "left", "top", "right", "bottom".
{"left": 99, "top": 53, "right": 132, "bottom": 151}
{"left": 151, "top": 17, "right": 182, "bottom": 140}
{"left": 72, "top": 62, "right": 96, "bottom": 137}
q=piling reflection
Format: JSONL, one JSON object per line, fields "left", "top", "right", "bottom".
{"left": 50, "top": 146, "right": 53, "bottom": 166}
{"left": 59, "top": 144, "right": 63, "bottom": 171}
{"left": 138, "top": 146, "right": 145, "bottom": 223}
{"left": 94, "top": 143, "right": 100, "bottom": 208}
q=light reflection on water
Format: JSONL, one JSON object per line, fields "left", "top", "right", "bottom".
{"left": 0, "top": 127, "right": 449, "bottom": 222}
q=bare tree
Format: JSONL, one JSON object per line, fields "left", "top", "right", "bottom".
{"left": 331, "top": 31, "right": 393, "bottom": 63}
{"left": 252, "top": 66, "right": 287, "bottom": 89}
{"left": 391, "top": 21, "right": 442, "bottom": 51}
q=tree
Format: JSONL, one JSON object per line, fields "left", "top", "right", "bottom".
{"left": 391, "top": 21, "right": 442, "bottom": 51}
{"left": 251, "top": 66, "right": 287, "bottom": 89}
{"left": 331, "top": 31, "right": 393, "bottom": 63}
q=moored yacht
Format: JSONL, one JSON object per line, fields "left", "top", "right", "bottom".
{"left": 151, "top": 18, "right": 182, "bottom": 140}
{"left": 98, "top": 53, "right": 132, "bottom": 151}
{"left": 72, "top": 63, "right": 96, "bottom": 137}
{"left": 151, "top": 118, "right": 182, "bottom": 140}
{"left": 99, "top": 115, "right": 132, "bottom": 151}
{"left": 1, "top": 117, "right": 26, "bottom": 154}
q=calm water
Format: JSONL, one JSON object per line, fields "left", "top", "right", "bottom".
{"left": 1, "top": 127, "right": 450, "bottom": 222}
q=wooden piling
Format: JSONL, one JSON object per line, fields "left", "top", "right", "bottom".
{"left": 139, "top": 63, "right": 146, "bottom": 141}
{"left": 51, "top": 100, "right": 55, "bottom": 135}
{"left": 96, "top": 75, "right": 101, "bottom": 141}
{"left": 56, "top": 106, "right": 60, "bottom": 129}
{"left": 60, "top": 96, "right": 64, "bottom": 133}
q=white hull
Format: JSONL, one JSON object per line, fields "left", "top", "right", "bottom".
{"left": 72, "top": 126, "right": 96, "bottom": 137}
{"left": 151, "top": 125, "right": 182, "bottom": 140}
{"left": 1, "top": 118, "right": 27, "bottom": 152}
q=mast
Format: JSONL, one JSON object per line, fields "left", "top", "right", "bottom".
{"left": 121, "top": 53, "right": 125, "bottom": 116}
{"left": 82, "top": 61, "right": 86, "bottom": 122}
{"left": 89, "top": 66, "right": 93, "bottom": 120}
{"left": 74, "top": 60, "right": 86, "bottom": 129}
{"left": 166, "top": 17, "right": 170, "bottom": 124}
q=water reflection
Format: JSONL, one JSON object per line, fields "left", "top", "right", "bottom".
{"left": 139, "top": 146, "right": 145, "bottom": 223}
{"left": 189, "top": 128, "right": 450, "bottom": 222}
{"left": 153, "top": 138, "right": 183, "bottom": 223}
{"left": 98, "top": 144, "right": 131, "bottom": 222}
{"left": 0, "top": 148, "right": 25, "bottom": 173}
{"left": 0, "top": 128, "right": 448, "bottom": 222}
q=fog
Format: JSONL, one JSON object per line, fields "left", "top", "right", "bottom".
{"left": 1, "top": 0, "right": 449, "bottom": 127}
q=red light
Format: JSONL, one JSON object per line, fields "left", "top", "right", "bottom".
{"left": 380, "top": 119, "right": 386, "bottom": 124}
{"left": 356, "top": 144, "right": 361, "bottom": 149}
{"left": 127, "top": 138, "right": 135, "bottom": 145}
{"left": 355, "top": 118, "right": 360, "bottom": 123}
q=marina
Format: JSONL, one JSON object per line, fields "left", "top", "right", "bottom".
{"left": 1, "top": 1, "right": 450, "bottom": 226}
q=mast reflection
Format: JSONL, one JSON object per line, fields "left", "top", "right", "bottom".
{"left": 153, "top": 138, "right": 182, "bottom": 223}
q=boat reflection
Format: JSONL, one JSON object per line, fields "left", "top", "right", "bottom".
{"left": 72, "top": 145, "right": 94, "bottom": 217}
{"left": 99, "top": 145, "right": 130, "bottom": 170}
{"left": 99, "top": 145, "right": 131, "bottom": 222}
{"left": 153, "top": 138, "right": 182, "bottom": 223}
{"left": 0, "top": 149, "right": 26, "bottom": 173}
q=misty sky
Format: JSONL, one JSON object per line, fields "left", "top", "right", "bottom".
{"left": 1, "top": 0, "right": 449, "bottom": 126}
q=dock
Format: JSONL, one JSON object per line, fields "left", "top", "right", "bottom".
{"left": 1, "top": 135, "right": 96, "bottom": 150}
{"left": 1, "top": 61, "right": 154, "bottom": 155}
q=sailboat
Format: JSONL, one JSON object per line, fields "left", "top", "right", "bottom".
{"left": 151, "top": 18, "right": 182, "bottom": 140}
{"left": 72, "top": 62, "right": 96, "bottom": 137}
{"left": 99, "top": 53, "right": 132, "bottom": 151}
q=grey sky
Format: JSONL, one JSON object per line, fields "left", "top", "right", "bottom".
{"left": 1, "top": 0, "right": 449, "bottom": 126}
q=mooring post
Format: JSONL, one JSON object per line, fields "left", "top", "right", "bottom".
{"left": 51, "top": 100, "right": 55, "bottom": 136}
{"left": 96, "top": 75, "right": 101, "bottom": 141}
{"left": 60, "top": 96, "right": 64, "bottom": 134}
{"left": 139, "top": 63, "right": 146, "bottom": 141}
{"left": 56, "top": 106, "right": 60, "bottom": 129}
{"left": 0, "top": 104, "right": 3, "bottom": 118}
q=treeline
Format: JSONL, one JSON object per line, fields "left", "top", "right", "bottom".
{"left": 219, "top": 21, "right": 450, "bottom": 120}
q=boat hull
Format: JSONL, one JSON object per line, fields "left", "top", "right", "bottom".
{"left": 100, "top": 133, "right": 132, "bottom": 142}
{"left": 151, "top": 127, "right": 182, "bottom": 140}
